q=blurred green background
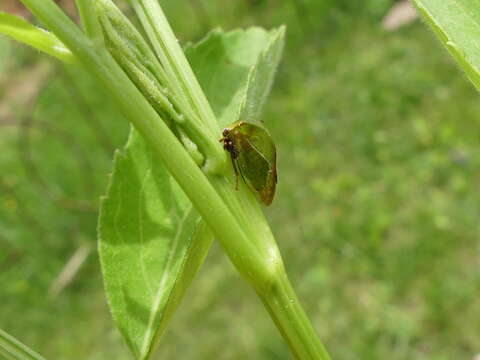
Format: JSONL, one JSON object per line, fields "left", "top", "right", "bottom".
{"left": 1, "top": 0, "right": 479, "bottom": 359}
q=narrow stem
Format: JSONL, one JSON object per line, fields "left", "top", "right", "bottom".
{"left": 177, "top": 111, "right": 226, "bottom": 172}
{"left": 0, "top": 12, "right": 76, "bottom": 64}
{"left": 75, "top": 0, "right": 104, "bottom": 42}
{"left": 130, "top": 0, "right": 219, "bottom": 133}
{"left": 257, "top": 271, "right": 332, "bottom": 360}
{"left": 0, "top": 328, "right": 47, "bottom": 360}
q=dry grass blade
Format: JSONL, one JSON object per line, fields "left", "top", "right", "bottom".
{"left": 48, "top": 243, "right": 92, "bottom": 298}
{"left": 382, "top": 0, "right": 419, "bottom": 31}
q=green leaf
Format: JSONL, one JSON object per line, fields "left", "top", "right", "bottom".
{"left": 99, "top": 26, "right": 284, "bottom": 360}
{"left": 0, "top": 327, "right": 47, "bottom": 360}
{"left": 0, "top": 12, "right": 76, "bottom": 64}
{"left": 98, "top": 128, "right": 212, "bottom": 360}
{"left": 241, "top": 26, "right": 285, "bottom": 123}
{"left": 186, "top": 26, "right": 285, "bottom": 127}
{"left": 412, "top": 0, "right": 480, "bottom": 90}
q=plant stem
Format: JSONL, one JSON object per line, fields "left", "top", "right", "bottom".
{"left": 75, "top": 0, "right": 104, "bottom": 42}
{"left": 18, "top": 0, "right": 276, "bottom": 286}
{"left": 95, "top": 0, "right": 225, "bottom": 171}
{"left": 210, "top": 176, "right": 330, "bottom": 360}
{"left": 0, "top": 328, "right": 47, "bottom": 360}
{"left": 129, "top": 0, "right": 219, "bottom": 133}
{"left": 258, "top": 271, "right": 331, "bottom": 360}
{"left": 17, "top": 1, "right": 332, "bottom": 358}
{"left": 129, "top": 0, "right": 227, "bottom": 174}
{"left": 0, "top": 12, "right": 76, "bottom": 64}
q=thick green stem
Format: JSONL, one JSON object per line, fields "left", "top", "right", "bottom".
{"left": 129, "top": 0, "right": 219, "bottom": 133}
{"left": 75, "top": 0, "right": 104, "bottom": 42}
{"left": 209, "top": 176, "right": 330, "bottom": 359}
{"left": 258, "top": 271, "right": 331, "bottom": 360}
{"left": 129, "top": 0, "right": 226, "bottom": 174}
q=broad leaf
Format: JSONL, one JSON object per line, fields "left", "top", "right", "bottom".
{"left": 0, "top": 12, "right": 75, "bottom": 64}
{"left": 186, "top": 26, "right": 285, "bottom": 126}
{"left": 412, "top": 0, "right": 480, "bottom": 90}
{"left": 99, "top": 26, "right": 284, "bottom": 360}
{"left": 99, "top": 129, "right": 212, "bottom": 360}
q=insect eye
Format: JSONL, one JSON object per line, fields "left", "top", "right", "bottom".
{"left": 223, "top": 129, "right": 229, "bottom": 136}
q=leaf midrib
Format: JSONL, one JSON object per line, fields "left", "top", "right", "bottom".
{"left": 139, "top": 204, "right": 193, "bottom": 359}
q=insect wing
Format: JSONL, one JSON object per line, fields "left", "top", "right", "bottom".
{"left": 234, "top": 123, "right": 277, "bottom": 205}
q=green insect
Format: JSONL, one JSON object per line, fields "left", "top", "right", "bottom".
{"left": 220, "top": 121, "right": 277, "bottom": 206}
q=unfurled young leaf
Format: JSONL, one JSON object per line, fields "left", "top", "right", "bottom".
{"left": 99, "top": 26, "right": 285, "bottom": 360}
{"left": 240, "top": 26, "right": 285, "bottom": 123}
{"left": 0, "top": 12, "right": 75, "bottom": 63}
{"left": 412, "top": 0, "right": 480, "bottom": 90}
{"left": 186, "top": 26, "right": 285, "bottom": 127}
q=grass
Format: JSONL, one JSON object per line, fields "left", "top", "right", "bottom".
{"left": 0, "top": 1, "right": 479, "bottom": 359}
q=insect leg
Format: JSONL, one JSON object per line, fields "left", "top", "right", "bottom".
{"left": 237, "top": 162, "right": 248, "bottom": 190}
{"left": 230, "top": 155, "right": 239, "bottom": 190}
